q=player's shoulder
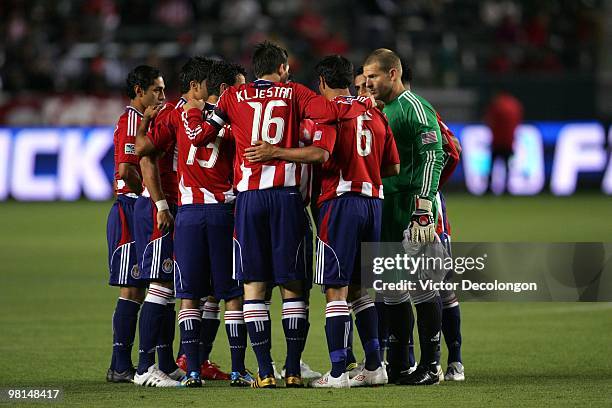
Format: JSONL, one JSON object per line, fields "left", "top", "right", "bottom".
{"left": 397, "top": 90, "right": 437, "bottom": 125}
{"left": 332, "top": 95, "right": 369, "bottom": 106}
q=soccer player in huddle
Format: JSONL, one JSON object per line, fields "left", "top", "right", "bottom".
{"left": 245, "top": 55, "right": 400, "bottom": 388}
{"left": 364, "top": 49, "right": 446, "bottom": 385}
{"left": 183, "top": 41, "right": 374, "bottom": 388}
{"left": 106, "top": 65, "right": 166, "bottom": 383}
{"left": 131, "top": 57, "right": 215, "bottom": 387}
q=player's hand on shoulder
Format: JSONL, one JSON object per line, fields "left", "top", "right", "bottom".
{"left": 375, "top": 99, "right": 385, "bottom": 110}
{"left": 183, "top": 98, "right": 205, "bottom": 112}
{"left": 157, "top": 209, "right": 174, "bottom": 233}
{"left": 244, "top": 140, "right": 276, "bottom": 163}
{"left": 144, "top": 103, "right": 163, "bottom": 120}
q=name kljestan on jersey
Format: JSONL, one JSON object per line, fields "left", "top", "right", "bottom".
{"left": 236, "top": 86, "right": 294, "bottom": 102}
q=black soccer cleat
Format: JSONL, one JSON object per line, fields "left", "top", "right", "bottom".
{"left": 106, "top": 366, "right": 136, "bottom": 383}
{"left": 395, "top": 365, "right": 440, "bottom": 386}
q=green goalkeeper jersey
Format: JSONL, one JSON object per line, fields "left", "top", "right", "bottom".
{"left": 382, "top": 90, "right": 444, "bottom": 202}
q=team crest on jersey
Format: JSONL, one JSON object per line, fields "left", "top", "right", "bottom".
{"left": 313, "top": 130, "right": 322, "bottom": 141}
{"left": 131, "top": 265, "right": 140, "bottom": 279}
{"left": 124, "top": 143, "right": 136, "bottom": 155}
{"left": 162, "top": 258, "right": 173, "bottom": 274}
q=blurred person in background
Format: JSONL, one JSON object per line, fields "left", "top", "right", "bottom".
{"left": 484, "top": 90, "right": 523, "bottom": 194}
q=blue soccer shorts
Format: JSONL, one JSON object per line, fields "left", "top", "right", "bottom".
{"left": 174, "top": 203, "right": 242, "bottom": 300}
{"left": 314, "top": 194, "right": 382, "bottom": 287}
{"left": 133, "top": 196, "right": 176, "bottom": 283}
{"left": 107, "top": 195, "right": 146, "bottom": 287}
{"left": 233, "top": 187, "right": 306, "bottom": 285}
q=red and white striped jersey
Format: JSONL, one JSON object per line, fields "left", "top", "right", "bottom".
{"left": 143, "top": 97, "right": 186, "bottom": 205}
{"left": 313, "top": 99, "right": 400, "bottom": 206}
{"left": 150, "top": 102, "right": 234, "bottom": 205}
{"left": 298, "top": 119, "right": 316, "bottom": 205}
{"left": 113, "top": 106, "right": 143, "bottom": 197}
{"left": 184, "top": 79, "right": 373, "bottom": 193}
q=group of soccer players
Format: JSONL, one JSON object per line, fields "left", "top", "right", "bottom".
{"left": 105, "top": 41, "right": 464, "bottom": 389}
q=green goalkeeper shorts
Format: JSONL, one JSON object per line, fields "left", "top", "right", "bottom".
{"left": 381, "top": 191, "right": 439, "bottom": 242}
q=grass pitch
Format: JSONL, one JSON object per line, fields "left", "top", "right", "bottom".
{"left": 0, "top": 193, "right": 611, "bottom": 407}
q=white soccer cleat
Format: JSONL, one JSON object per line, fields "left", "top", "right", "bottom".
{"left": 167, "top": 367, "right": 186, "bottom": 381}
{"left": 347, "top": 361, "right": 364, "bottom": 379}
{"left": 348, "top": 365, "right": 388, "bottom": 387}
{"left": 271, "top": 361, "right": 282, "bottom": 380}
{"left": 444, "top": 362, "right": 465, "bottom": 381}
{"left": 310, "top": 372, "right": 350, "bottom": 388}
{"left": 133, "top": 365, "right": 182, "bottom": 387}
{"left": 281, "top": 360, "right": 322, "bottom": 380}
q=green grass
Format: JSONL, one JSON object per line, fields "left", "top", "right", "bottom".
{"left": 0, "top": 194, "right": 611, "bottom": 407}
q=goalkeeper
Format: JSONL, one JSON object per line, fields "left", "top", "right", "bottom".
{"left": 363, "top": 49, "right": 445, "bottom": 386}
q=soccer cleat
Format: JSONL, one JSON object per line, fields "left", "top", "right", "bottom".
{"left": 176, "top": 354, "right": 187, "bottom": 372}
{"left": 133, "top": 365, "right": 182, "bottom": 387}
{"left": 200, "top": 360, "right": 230, "bottom": 380}
{"left": 271, "top": 361, "right": 282, "bottom": 380}
{"left": 437, "top": 364, "right": 445, "bottom": 382}
{"left": 180, "top": 371, "right": 203, "bottom": 388}
{"left": 281, "top": 360, "right": 322, "bottom": 380}
{"left": 251, "top": 374, "right": 277, "bottom": 388}
{"left": 106, "top": 366, "right": 135, "bottom": 383}
{"left": 386, "top": 363, "right": 417, "bottom": 384}
{"left": 347, "top": 362, "right": 363, "bottom": 379}
{"left": 396, "top": 365, "right": 441, "bottom": 386}
{"left": 310, "top": 371, "right": 350, "bottom": 388}
{"left": 284, "top": 374, "right": 304, "bottom": 388}
{"left": 230, "top": 371, "right": 255, "bottom": 387}
{"left": 444, "top": 362, "right": 465, "bottom": 381}
{"left": 348, "top": 366, "right": 388, "bottom": 387}
{"left": 167, "top": 367, "right": 186, "bottom": 381}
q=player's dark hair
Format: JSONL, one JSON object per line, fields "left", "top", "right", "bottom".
{"left": 179, "top": 57, "right": 214, "bottom": 94}
{"left": 252, "top": 41, "right": 288, "bottom": 78}
{"left": 315, "top": 55, "right": 354, "bottom": 90}
{"left": 125, "top": 65, "right": 162, "bottom": 99}
{"left": 207, "top": 61, "right": 248, "bottom": 96}
{"left": 364, "top": 48, "right": 403, "bottom": 76}
{"left": 355, "top": 65, "right": 364, "bottom": 77}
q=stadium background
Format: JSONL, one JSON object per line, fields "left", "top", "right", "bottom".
{"left": 0, "top": 0, "right": 610, "bottom": 406}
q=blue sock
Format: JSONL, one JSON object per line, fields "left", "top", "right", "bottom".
{"left": 178, "top": 309, "right": 202, "bottom": 374}
{"left": 112, "top": 298, "right": 141, "bottom": 372}
{"left": 346, "top": 303, "right": 357, "bottom": 365}
{"left": 200, "top": 300, "right": 221, "bottom": 364}
{"left": 244, "top": 300, "right": 273, "bottom": 378}
{"left": 225, "top": 310, "right": 247, "bottom": 373}
{"left": 281, "top": 298, "right": 307, "bottom": 376}
{"left": 353, "top": 295, "right": 382, "bottom": 371}
{"left": 442, "top": 304, "right": 462, "bottom": 364}
{"left": 136, "top": 285, "right": 172, "bottom": 374}
{"left": 157, "top": 300, "right": 178, "bottom": 373}
{"left": 325, "top": 301, "right": 350, "bottom": 378}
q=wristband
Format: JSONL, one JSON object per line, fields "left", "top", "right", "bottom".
{"left": 155, "top": 199, "right": 169, "bottom": 212}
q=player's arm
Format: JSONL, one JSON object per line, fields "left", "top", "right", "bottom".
{"left": 183, "top": 96, "right": 230, "bottom": 147}
{"left": 117, "top": 118, "right": 143, "bottom": 195}
{"left": 118, "top": 162, "right": 143, "bottom": 195}
{"left": 406, "top": 107, "right": 445, "bottom": 243}
{"left": 245, "top": 122, "right": 335, "bottom": 164}
{"left": 296, "top": 83, "right": 375, "bottom": 123}
{"left": 245, "top": 141, "right": 329, "bottom": 164}
{"left": 381, "top": 116, "right": 400, "bottom": 178}
{"left": 139, "top": 153, "right": 173, "bottom": 233}
{"left": 135, "top": 104, "right": 163, "bottom": 156}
